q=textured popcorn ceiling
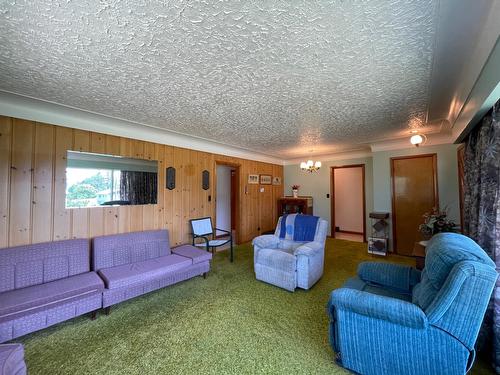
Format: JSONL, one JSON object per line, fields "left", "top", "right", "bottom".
{"left": 0, "top": 0, "right": 439, "bottom": 159}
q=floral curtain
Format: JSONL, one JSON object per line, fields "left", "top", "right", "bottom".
{"left": 463, "top": 99, "right": 500, "bottom": 372}
{"left": 120, "top": 171, "right": 158, "bottom": 205}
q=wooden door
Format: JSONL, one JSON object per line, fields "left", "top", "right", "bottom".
{"left": 391, "top": 154, "right": 438, "bottom": 255}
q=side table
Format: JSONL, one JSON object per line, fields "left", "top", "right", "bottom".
{"left": 412, "top": 241, "right": 428, "bottom": 270}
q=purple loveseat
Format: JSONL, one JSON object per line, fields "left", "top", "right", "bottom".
{"left": 0, "top": 344, "right": 26, "bottom": 375}
{"left": 92, "top": 230, "right": 211, "bottom": 309}
{"left": 0, "top": 239, "right": 104, "bottom": 343}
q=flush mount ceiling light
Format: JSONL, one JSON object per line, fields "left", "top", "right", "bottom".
{"left": 410, "top": 132, "right": 426, "bottom": 147}
{"left": 300, "top": 159, "right": 322, "bottom": 173}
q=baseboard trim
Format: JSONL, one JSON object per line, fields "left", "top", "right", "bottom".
{"left": 336, "top": 230, "right": 364, "bottom": 235}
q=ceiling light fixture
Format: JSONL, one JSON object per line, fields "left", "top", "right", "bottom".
{"left": 300, "top": 159, "right": 322, "bottom": 173}
{"left": 410, "top": 133, "right": 425, "bottom": 147}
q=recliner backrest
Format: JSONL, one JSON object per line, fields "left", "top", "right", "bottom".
{"left": 274, "top": 214, "right": 328, "bottom": 244}
{"left": 425, "top": 260, "right": 497, "bottom": 350}
{"left": 412, "top": 233, "right": 495, "bottom": 310}
{"left": 411, "top": 233, "right": 497, "bottom": 349}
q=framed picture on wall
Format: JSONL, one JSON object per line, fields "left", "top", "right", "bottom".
{"left": 248, "top": 174, "right": 259, "bottom": 184}
{"left": 272, "top": 176, "right": 281, "bottom": 185}
{"left": 260, "top": 174, "right": 272, "bottom": 185}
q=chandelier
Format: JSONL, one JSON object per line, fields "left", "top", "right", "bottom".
{"left": 300, "top": 160, "right": 322, "bottom": 173}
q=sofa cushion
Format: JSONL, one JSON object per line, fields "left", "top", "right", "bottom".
{"left": 343, "top": 276, "right": 412, "bottom": 302}
{"left": 98, "top": 255, "right": 192, "bottom": 289}
{"left": 171, "top": 245, "right": 212, "bottom": 264}
{"left": 278, "top": 239, "right": 306, "bottom": 252}
{"left": 0, "top": 344, "right": 26, "bottom": 375}
{"left": 0, "top": 272, "right": 104, "bottom": 321}
{"left": 0, "top": 239, "right": 90, "bottom": 293}
{"left": 92, "top": 230, "right": 171, "bottom": 271}
{"left": 412, "top": 233, "right": 495, "bottom": 310}
{"left": 256, "top": 248, "right": 296, "bottom": 272}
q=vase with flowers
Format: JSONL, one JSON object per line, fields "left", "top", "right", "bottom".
{"left": 291, "top": 184, "right": 300, "bottom": 198}
{"left": 418, "top": 207, "right": 458, "bottom": 240}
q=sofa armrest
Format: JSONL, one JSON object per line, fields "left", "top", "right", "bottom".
{"left": 252, "top": 235, "right": 279, "bottom": 249}
{"left": 357, "top": 262, "right": 421, "bottom": 294}
{"left": 329, "top": 288, "right": 428, "bottom": 329}
{"left": 294, "top": 241, "right": 323, "bottom": 257}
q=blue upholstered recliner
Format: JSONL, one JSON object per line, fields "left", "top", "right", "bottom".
{"left": 327, "top": 233, "right": 498, "bottom": 375}
{"left": 252, "top": 214, "right": 328, "bottom": 291}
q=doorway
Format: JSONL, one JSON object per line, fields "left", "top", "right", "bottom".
{"left": 391, "top": 154, "right": 438, "bottom": 255}
{"left": 215, "top": 162, "right": 240, "bottom": 244}
{"left": 331, "top": 165, "right": 366, "bottom": 242}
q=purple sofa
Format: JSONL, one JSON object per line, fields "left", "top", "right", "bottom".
{"left": 0, "top": 239, "right": 104, "bottom": 343}
{"left": 0, "top": 344, "right": 26, "bottom": 375}
{"left": 92, "top": 230, "right": 211, "bottom": 309}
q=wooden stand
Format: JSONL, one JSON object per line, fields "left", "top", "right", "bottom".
{"left": 277, "top": 196, "right": 313, "bottom": 215}
{"left": 412, "top": 242, "right": 427, "bottom": 270}
{"left": 368, "top": 212, "right": 389, "bottom": 256}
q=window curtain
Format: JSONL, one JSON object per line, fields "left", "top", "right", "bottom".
{"left": 120, "top": 171, "right": 158, "bottom": 205}
{"left": 463, "top": 99, "right": 500, "bottom": 372}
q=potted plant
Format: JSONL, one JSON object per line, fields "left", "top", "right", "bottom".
{"left": 418, "top": 207, "right": 458, "bottom": 241}
{"left": 291, "top": 184, "right": 300, "bottom": 198}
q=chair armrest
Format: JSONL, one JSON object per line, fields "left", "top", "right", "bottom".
{"left": 294, "top": 242, "right": 323, "bottom": 257}
{"left": 192, "top": 234, "right": 209, "bottom": 248}
{"left": 329, "top": 288, "right": 428, "bottom": 329}
{"left": 357, "top": 262, "right": 421, "bottom": 293}
{"left": 252, "top": 235, "right": 279, "bottom": 249}
{"left": 215, "top": 228, "right": 232, "bottom": 238}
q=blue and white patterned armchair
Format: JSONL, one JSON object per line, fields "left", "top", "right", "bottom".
{"left": 252, "top": 214, "right": 328, "bottom": 292}
{"left": 327, "top": 233, "right": 498, "bottom": 375}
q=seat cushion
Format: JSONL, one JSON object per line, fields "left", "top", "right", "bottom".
{"left": 256, "top": 248, "right": 296, "bottom": 272}
{"left": 98, "top": 255, "right": 192, "bottom": 289}
{"left": 343, "top": 276, "right": 412, "bottom": 302}
{"left": 0, "top": 344, "right": 26, "bottom": 375}
{"left": 0, "top": 272, "right": 104, "bottom": 321}
{"left": 172, "top": 245, "right": 212, "bottom": 264}
{"left": 193, "top": 239, "right": 229, "bottom": 248}
{"left": 278, "top": 239, "right": 306, "bottom": 252}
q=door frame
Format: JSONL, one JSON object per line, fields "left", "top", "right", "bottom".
{"left": 215, "top": 161, "right": 241, "bottom": 244}
{"left": 330, "top": 164, "right": 366, "bottom": 241}
{"left": 390, "top": 153, "right": 439, "bottom": 254}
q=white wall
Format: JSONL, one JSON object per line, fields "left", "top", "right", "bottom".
{"left": 284, "top": 157, "right": 373, "bottom": 236}
{"left": 216, "top": 165, "right": 232, "bottom": 235}
{"left": 334, "top": 167, "right": 364, "bottom": 233}
{"left": 284, "top": 143, "right": 460, "bottom": 249}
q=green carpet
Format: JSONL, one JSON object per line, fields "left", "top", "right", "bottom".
{"left": 18, "top": 238, "right": 493, "bottom": 374}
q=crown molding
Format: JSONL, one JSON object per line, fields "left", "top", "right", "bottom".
{"left": 370, "top": 131, "right": 455, "bottom": 152}
{"left": 283, "top": 150, "right": 373, "bottom": 165}
{"left": 449, "top": 1, "right": 500, "bottom": 142}
{"left": 452, "top": 37, "right": 500, "bottom": 143}
{"left": 0, "top": 91, "right": 285, "bottom": 165}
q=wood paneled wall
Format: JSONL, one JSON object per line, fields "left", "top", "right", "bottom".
{"left": 0, "top": 116, "right": 283, "bottom": 248}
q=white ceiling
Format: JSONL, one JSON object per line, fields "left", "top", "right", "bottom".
{"left": 0, "top": 0, "right": 498, "bottom": 160}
